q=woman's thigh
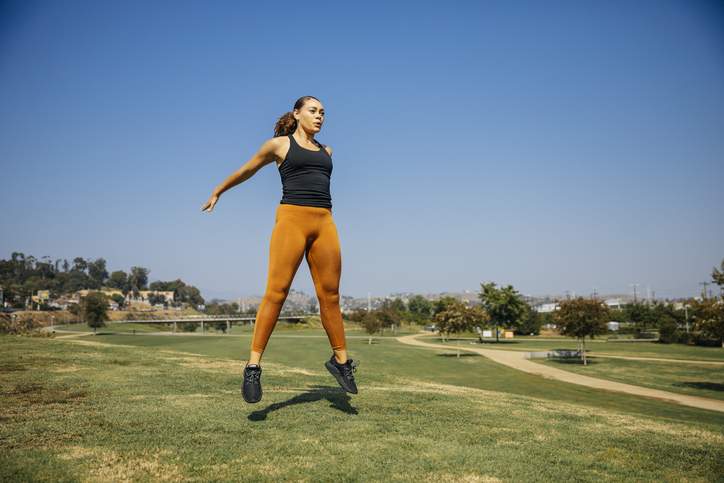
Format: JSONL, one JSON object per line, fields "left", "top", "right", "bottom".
{"left": 305, "top": 220, "right": 341, "bottom": 293}
{"left": 265, "top": 216, "right": 308, "bottom": 293}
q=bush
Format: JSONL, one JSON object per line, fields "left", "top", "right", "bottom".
{"left": 657, "top": 315, "right": 679, "bottom": 344}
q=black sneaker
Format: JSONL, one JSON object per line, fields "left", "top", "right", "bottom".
{"left": 242, "top": 364, "right": 262, "bottom": 403}
{"left": 325, "top": 355, "right": 359, "bottom": 394}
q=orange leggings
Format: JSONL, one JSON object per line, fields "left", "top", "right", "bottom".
{"left": 250, "top": 203, "right": 347, "bottom": 353}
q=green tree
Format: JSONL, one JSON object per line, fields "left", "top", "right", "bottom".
{"left": 691, "top": 298, "right": 724, "bottom": 347}
{"left": 432, "top": 296, "right": 458, "bottom": 316}
{"left": 345, "top": 308, "right": 368, "bottom": 323}
{"left": 434, "top": 300, "right": 486, "bottom": 342}
{"left": 72, "top": 257, "right": 88, "bottom": 273}
{"left": 623, "top": 302, "right": 656, "bottom": 337}
{"left": 658, "top": 314, "right": 680, "bottom": 344}
{"left": 376, "top": 299, "right": 402, "bottom": 331}
{"left": 111, "top": 293, "right": 125, "bottom": 309}
{"left": 516, "top": 305, "right": 542, "bottom": 335}
{"left": 408, "top": 295, "right": 433, "bottom": 324}
{"left": 712, "top": 258, "right": 724, "bottom": 296}
{"left": 147, "top": 293, "right": 167, "bottom": 307}
{"left": 478, "top": 282, "right": 527, "bottom": 342}
{"left": 81, "top": 291, "right": 109, "bottom": 333}
{"left": 108, "top": 270, "right": 129, "bottom": 293}
{"left": 129, "top": 266, "right": 150, "bottom": 296}
{"left": 361, "top": 311, "right": 383, "bottom": 344}
{"left": 554, "top": 297, "right": 609, "bottom": 365}
{"left": 87, "top": 258, "right": 109, "bottom": 287}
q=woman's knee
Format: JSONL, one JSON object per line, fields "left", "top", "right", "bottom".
{"left": 264, "top": 285, "right": 290, "bottom": 305}
{"left": 316, "top": 287, "right": 340, "bottom": 307}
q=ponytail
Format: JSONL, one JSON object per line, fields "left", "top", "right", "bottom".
{"left": 273, "top": 111, "right": 297, "bottom": 137}
{"left": 273, "top": 95, "right": 320, "bottom": 137}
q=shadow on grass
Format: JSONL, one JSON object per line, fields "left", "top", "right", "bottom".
{"left": 248, "top": 385, "right": 357, "bottom": 421}
{"left": 475, "top": 340, "right": 522, "bottom": 345}
{"left": 435, "top": 353, "right": 479, "bottom": 358}
{"left": 673, "top": 382, "right": 724, "bottom": 392}
{"left": 546, "top": 358, "right": 601, "bottom": 366}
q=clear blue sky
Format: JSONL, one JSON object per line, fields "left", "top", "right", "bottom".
{"left": 2, "top": 0, "right": 723, "bottom": 301}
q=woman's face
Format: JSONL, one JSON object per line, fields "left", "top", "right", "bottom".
{"left": 294, "top": 99, "right": 325, "bottom": 133}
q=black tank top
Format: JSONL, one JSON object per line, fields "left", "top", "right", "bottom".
{"left": 278, "top": 134, "right": 333, "bottom": 208}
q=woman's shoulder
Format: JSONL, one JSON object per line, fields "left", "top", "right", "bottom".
{"left": 268, "top": 135, "right": 291, "bottom": 157}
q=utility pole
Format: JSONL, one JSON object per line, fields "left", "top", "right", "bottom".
{"left": 629, "top": 283, "right": 639, "bottom": 303}
{"left": 699, "top": 281, "right": 709, "bottom": 299}
{"left": 684, "top": 305, "right": 689, "bottom": 333}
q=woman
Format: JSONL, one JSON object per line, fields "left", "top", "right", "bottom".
{"left": 201, "top": 95, "right": 358, "bottom": 404}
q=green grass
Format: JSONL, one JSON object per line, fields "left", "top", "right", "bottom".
{"left": 2, "top": 333, "right": 723, "bottom": 481}
{"left": 538, "top": 357, "right": 724, "bottom": 401}
{"left": 54, "top": 321, "right": 417, "bottom": 337}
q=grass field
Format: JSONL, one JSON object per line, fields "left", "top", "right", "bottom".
{"left": 2, "top": 332, "right": 723, "bottom": 481}
{"left": 539, "top": 357, "right": 724, "bottom": 401}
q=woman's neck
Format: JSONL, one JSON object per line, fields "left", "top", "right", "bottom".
{"left": 294, "top": 129, "right": 315, "bottom": 144}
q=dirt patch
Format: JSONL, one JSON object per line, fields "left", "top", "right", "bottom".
{"left": 64, "top": 339, "right": 137, "bottom": 349}
{"left": 422, "top": 473, "right": 501, "bottom": 482}
{"left": 50, "top": 365, "right": 82, "bottom": 373}
{"left": 59, "top": 446, "right": 184, "bottom": 482}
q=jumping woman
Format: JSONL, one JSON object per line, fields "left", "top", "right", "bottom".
{"left": 201, "top": 96, "right": 358, "bottom": 403}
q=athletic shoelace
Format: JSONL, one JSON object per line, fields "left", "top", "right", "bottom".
{"left": 245, "top": 368, "right": 261, "bottom": 383}
{"left": 339, "top": 359, "right": 358, "bottom": 379}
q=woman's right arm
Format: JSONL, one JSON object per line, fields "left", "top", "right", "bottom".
{"left": 202, "top": 137, "right": 283, "bottom": 213}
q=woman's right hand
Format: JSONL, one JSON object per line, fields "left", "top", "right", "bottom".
{"left": 201, "top": 192, "right": 220, "bottom": 213}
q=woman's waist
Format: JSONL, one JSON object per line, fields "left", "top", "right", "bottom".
{"left": 276, "top": 202, "right": 333, "bottom": 216}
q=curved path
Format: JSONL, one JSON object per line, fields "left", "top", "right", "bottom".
{"left": 396, "top": 332, "right": 724, "bottom": 413}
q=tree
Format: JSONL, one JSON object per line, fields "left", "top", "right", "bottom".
{"left": 433, "top": 300, "right": 487, "bottom": 343}
{"left": 623, "top": 302, "right": 656, "bottom": 337}
{"left": 658, "top": 314, "right": 679, "bottom": 344}
{"left": 128, "top": 266, "right": 150, "bottom": 296}
{"left": 376, "top": 299, "right": 402, "bottom": 331}
{"left": 478, "top": 282, "right": 527, "bottom": 342}
{"left": 408, "top": 295, "right": 433, "bottom": 324}
{"left": 691, "top": 298, "right": 724, "bottom": 348}
{"left": 111, "top": 293, "right": 125, "bottom": 309}
{"left": 516, "top": 305, "right": 542, "bottom": 336}
{"left": 72, "top": 257, "right": 88, "bottom": 273}
{"left": 81, "top": 291, "right": 109, "bottom": 333}
{"left": 712, "top": 258, "right": 724, "bottom": 296}
{"left": 147, "top": 293, "right": 167, "bottom": 307}
{"left": 345, "top": 308, "right": 368, "bottom": 323}
{"left": 87, "top": 258, "right": 109, "bottom": 287}
{"left": 432, "top": 296, "right": 458, "bottom": 316}
{"left": 361, "top": 311, "right": 383, "bottom": 344}
{"left": 108, "top": 270, "right": 130, "bottom": 295}
{"left": 554, "top": 297, "right": 609, "bottom": 365}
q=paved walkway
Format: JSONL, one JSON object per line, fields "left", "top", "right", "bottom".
{"left": 396, "top": 332, "right": 724, "bottom": 413}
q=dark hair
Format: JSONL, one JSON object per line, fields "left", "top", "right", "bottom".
{"left": 273, "top": 96, "right": 320, "bottom": 137}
